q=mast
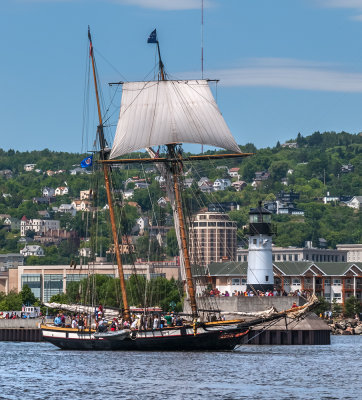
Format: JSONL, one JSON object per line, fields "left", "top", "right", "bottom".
{"left": 148, "top": 30, "right": 198, "bottom": 317}
{"left": 88, "top": 27, "right": 130, "bottom": 321}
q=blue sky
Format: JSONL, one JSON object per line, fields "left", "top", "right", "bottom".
{"left": 2, "top": 0, "right": 362, "bottom": 153}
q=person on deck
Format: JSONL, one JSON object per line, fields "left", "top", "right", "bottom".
{"left": 60, "top": 313, "right": 66, "bottom": 327}
{"left": 98, "top": 319, "right": 108, "bottom": 332}
{"left": 164, "top": 312, "right": 173, "bottom": 326}
{"left": 71, "top": 316, "right": 78, "bottom": 329}
{"left": 78, "top": 315, "right": 85, "bottom": 330}
{"left": 54, "top": 314, "right": 62, "bottom": 327}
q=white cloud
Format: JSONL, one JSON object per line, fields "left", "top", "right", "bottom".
{"left": 18, "top": 0, "right": 214, "bottom": 9}
{"left": 111, "top": 0, "right": 213, "bottom": 10}
{"left": 316, "top": 0, "right": 362, "bottom": 9}
{"left": 196, "top": 58, "right": 362, "bottom": 93}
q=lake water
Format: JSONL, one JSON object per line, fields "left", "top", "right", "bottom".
{"left": 0, "top": 336, "right": 360, "bottom": 400}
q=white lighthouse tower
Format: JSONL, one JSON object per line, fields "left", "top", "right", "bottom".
{"left": 247, "top": 201, "right": 274, "bottom": 292}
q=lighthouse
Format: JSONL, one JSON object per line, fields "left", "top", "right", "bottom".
{"left": 247, "top": 201, "right": 275, "bottom": 292}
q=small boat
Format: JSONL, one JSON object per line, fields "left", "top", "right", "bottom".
{"left": 41, "top": 28, "right": 318, "bottom": 351}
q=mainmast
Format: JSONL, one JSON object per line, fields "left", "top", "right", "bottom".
{"left": 148, "top": 29, "right": 198, "bottom": 318}
{"left": 88, "top": 27, "right": 130, "bottom": 321}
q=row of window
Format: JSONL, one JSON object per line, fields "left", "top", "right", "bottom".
{"left": 193, "top": 222, "right": 236, "bottom": 227}
{"left": 238, "top": 254, "right": 346, "bottom": 262}
{"left": 226, "top": 277, "right": 347, "bottom": 286}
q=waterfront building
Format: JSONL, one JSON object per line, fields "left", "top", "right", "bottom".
{"left": 189, "top": 212, "right": 237, "bottom": 266}
{"left": 3, "top": 260, "right": 180, "bottom": 302}
{"left": 237, "top": 246, "right": 348, "bottom": 263}
{"left": 206, "top": 261, "right": 362, "bottom": 304}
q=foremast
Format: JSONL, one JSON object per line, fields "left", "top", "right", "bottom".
{"left": 88, "top": 27, "right": 130, "bottom": 321}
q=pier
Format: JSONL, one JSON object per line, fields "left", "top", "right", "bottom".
{"left": 0, "top": 319, "right": 43, "bottom": 342}
{"left": 186, "top": 297, "right": 331, "bottom": 345}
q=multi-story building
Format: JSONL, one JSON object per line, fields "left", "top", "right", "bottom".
{"left": 336, "top": 244, "right": 362, "bottom": 263}
{"left": 205, "top": 261, "right": 362, "bottom": 304}
{"left": 20, "top": 217, "right": 60, "bottom": 237}
{"left": 189, "top": 212, "right": 237, "bottom": 266}
{"left": 4, "top": 260, "right": 180, "bottom": 302}
{"left": 237, "top": 246, "right": 348, "bottom": 263}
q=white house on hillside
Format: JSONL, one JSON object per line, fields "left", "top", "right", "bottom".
{"left": 213, "top": 179, "right": 231, "bottom": 191}
{"left": 55, "top": 186, "right": 69, "bottom": 196}
{"left": 228, "top": 167, "right": 240, "bottom": 178}
{"left": 24, "top": 164, "right": 36, "bottom": 172}
{"left": 42, "top": 187, "right": 55, "bottom": 197}
{"left": 346, "top": 196, "right": 362, "bottom": 210}
{"left": 71, "top": 200, "right": 91, "bottom": 212}
{"left": 20, "top": 245, "right": 44, "bottom": 257}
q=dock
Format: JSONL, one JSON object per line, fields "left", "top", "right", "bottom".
{"left": 0, "top": 319, "right": 43, "bottom": 342}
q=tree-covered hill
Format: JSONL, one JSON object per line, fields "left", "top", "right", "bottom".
{"left": 0, "top": 130, "right": 361, "bottom": 261}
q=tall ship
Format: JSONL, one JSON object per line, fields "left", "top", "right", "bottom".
{"left": 41, "top": 29, "right": 317, "bottom": 350}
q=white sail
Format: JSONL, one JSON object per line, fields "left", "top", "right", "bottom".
{"left": 110, "top": 80, "right": 241, "bottom": 159}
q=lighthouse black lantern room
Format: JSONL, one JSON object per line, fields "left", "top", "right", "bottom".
{"left": 247, "top": 201, "right": 275, "bottom": 292}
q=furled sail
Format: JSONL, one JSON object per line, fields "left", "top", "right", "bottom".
{"left": 110, "top": 80, "right": 241, "bottom": 159}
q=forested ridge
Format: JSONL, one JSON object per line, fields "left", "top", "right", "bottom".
{"left": 0, "top": 131, "right": 361, "bottom": 265}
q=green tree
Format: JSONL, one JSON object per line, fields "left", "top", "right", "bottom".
{"left": 166, "top": 228, "right": 179, "bottom": 257}
{"left": 343, "top": 296, "right": 362, "bottom": 318}
{"left": 21, "top": 284, "right": 37, "bottom": 304}
{"left": 332, "top": 299, "right": 343, "bottom": 316}
{"left": 314, "top": 296, "right": 331, "bottom": 315}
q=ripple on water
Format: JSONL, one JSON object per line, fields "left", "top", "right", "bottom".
{"left": 0, "top": 336, "right": 360, "bottom": 400}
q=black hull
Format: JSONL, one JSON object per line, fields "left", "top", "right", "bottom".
{"left": 43, "top": 330, "right": 243, "bottom": 351}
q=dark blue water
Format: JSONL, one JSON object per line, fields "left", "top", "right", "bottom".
{"left": 0, "top": 336, "right": 360, "bottom": 400}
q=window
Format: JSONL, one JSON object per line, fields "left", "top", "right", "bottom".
{"left": 277, "top": 254, "right": 281, "bottom": 261}
{"left": 150, "top": 273, "right": 166, "bottom": 279}
{"left": 265, "top": 275, "right": 269, "bottom": 282}
{"left": 243, "top": 255, "right": 247, "bottom": 262}
{"left": 324, "top": 294, "right": 331, "bottom": 300}
{"left": 333, "top": 279, "right": 342, "bottom": 286}
{"left": 253, "top": 239, "right": 257, "bottom": 245}
{"left": 294, "top": 254, "right": 299, "bottom": 261}
{"left": 44, "top": 274, "right": 63, "bottom": 302}
{"left": 66, "top": 274, "right": 87, "bottom": 284}
{"left": 288, "top": 255, "right": 292, "bottom": 261}
{"left": 21, "top": 274, "right": 42, "bottom": 300}
{"left": 241, "top": 278, "right": 247, "bottom": 285}
{"left": 232, "top": 278, "right": 240, "bottom": 285}
{"left": 292, "top": 278, "right": 301, "bottom": 286}
{"left": 324, "top": 279, "right": 330, "bottom": 286}
{"left": 283, "top": 255, "right": 287, "bottom": 261}
{"left": 333, "top": 293, "right": 341, "bottom": 299}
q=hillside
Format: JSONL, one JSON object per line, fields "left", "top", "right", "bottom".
{"left": 0, "top": 131, "right": 361, "bottom": 264}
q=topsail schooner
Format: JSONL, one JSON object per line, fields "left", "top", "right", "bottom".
{"left": 41, "top": 28, "right": 317, "bottom": 350}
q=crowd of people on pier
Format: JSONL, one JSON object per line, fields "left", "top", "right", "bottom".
{"left": 206, "top": 288, "right": 311, "bottom": 298}
{"left": 52, "top": 305, "right": 185, "bottom": 333}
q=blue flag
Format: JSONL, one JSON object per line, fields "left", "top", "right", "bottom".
{"left": 147, "top": 29, "right": 157, "bottom": 44}
{"left": 81, "top": 155, "right": 93, "bottom": 168}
